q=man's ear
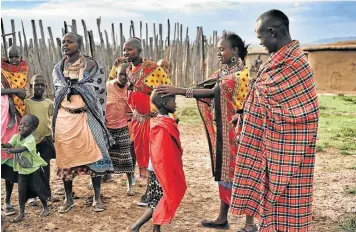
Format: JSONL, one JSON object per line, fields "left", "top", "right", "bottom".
{"left": 267, "top": 27, "right": 276, "bottom": 37}
{"left": 163, "top": 101, "right": 168, "bottom": 108}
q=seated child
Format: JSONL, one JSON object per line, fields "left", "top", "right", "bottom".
{"left": 127, "top": 90, "right": 186, "bottom": 232}
{"left": 1, "top": 114, "right": 49, "bottom": 222}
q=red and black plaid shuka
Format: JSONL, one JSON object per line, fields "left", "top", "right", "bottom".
{"left": 231, "top": 41, "right": 319, "bottom": 232}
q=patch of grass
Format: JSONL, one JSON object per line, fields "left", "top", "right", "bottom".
{"left": 176, "top": 107, "right": 201, "bottom": 125}
{"left": 340, "top": 151, "right": 356, "bottom": 156}
{"left": 345, "top": 187, "right": 356, "bottom": 194}
{"left": 337, "top": 215, "right": 356, "bottom": 232}
{"left": 317, "top": 96, "right": 356, "bottom": 153}
{"left": 319, "top": 95, "right": 356, "bottom": 113}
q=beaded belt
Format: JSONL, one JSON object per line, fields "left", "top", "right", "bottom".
{"left": 133, "top": 110, "right": 158, "bottom": 122}
{"left": 61, "top": 106, "right": 88, "bottom": 114}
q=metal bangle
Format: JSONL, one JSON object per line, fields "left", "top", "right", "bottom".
{"left": 186, "top": 88, "right": 194, "bottom": 98}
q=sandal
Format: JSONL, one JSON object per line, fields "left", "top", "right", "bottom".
{"left": 58, "top": 202, "right": 75, "bottom": 213}
{"left": 28, "top": 198, "right": 37, "bottom": 207}
{"left": 201, "top": 219, "right": 230, "bottom": 230}
{"left": 237, "top": 224, "right": 258, "bottom": 232}
{"left": 3, "top": 207, "right": 15, "bottom": 216}
{"left": 10, "top": 215, "right": 24, "bottom": 223}
{"left": 92, "top": 201, "right": 105, "bottom": 212}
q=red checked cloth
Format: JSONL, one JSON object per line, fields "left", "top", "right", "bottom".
{"left": 231, "top": 41, "right": 319, "bottom": 232}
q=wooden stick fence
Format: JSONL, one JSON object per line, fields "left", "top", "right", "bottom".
{"left": 1, "top": 18, "right": 226, "bottom": 98}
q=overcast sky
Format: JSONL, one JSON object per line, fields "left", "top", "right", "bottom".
{"left": 2, "top": 0, "right": 356, "bottom": 46}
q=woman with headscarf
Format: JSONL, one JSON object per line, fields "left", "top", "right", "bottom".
{"left": 53, "top": 32, "right": 114, "bottom": 213}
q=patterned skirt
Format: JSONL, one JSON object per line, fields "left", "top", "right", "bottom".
{"left": 57, "top": 165, "right": 101, "bottom": 181}
{"left": 147, "top": 171, "right": 163, "bottom": 210}
{"left": 108, "top": 127, "right": 134, "bottom": 174}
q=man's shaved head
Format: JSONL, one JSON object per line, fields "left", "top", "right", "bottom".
{"left": 255, "top": 9, "right": 292, "bottom": 53}
{"left": 257, "top": 9, "right": 289, "bottom": 33}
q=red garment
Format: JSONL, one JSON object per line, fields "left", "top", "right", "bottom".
{"left": 150, "top": 116, "right": 186, "bottom": 225}
{"left": 231, "top": 41, "right": 319, "bottom": 232}
{"left": 218, "top": 185, "right": 231, "bottom": 205}
{"left": 196, "top": 65, "right": 249, "bottom": 182}
{"left": 1, "top": 58, "right": 29, "bottom": 118}
{"left": 127, "top": 60, "right": 160, "bottom": 170}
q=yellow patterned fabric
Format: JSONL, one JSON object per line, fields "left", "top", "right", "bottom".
{"left": 108, "top": 65, "right": 117, "bottom": 81}
{"left": 1, "top": 59, "right": 29, "bottom": 118}
{"left": 144, "top": 67, "right": 171, "bottom": 89}
{"left": 233, "top": 67, "right": 249, "bottom": 110}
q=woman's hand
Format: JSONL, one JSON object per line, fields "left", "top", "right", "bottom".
{"left": 155, "top": 85, "right": 185, "bottom": 97}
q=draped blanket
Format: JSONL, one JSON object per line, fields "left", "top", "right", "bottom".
{"left": 150, "top": 116, "right": 186, "bottom": 225}
{"left": 52, "top": 57, "right": 114, "bottom": 149}
{"left": 1, "top": 58, "right": 28, "bottom": 118}
{"left": 196, "top": 66, "right": 249, "bottom": 182}
{"left": 231, "top": 41, "right": 319, "bottom": 232}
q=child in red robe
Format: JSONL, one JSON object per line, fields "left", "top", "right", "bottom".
{"left": 127, "top": 90, "right": 186, "bottom": 232}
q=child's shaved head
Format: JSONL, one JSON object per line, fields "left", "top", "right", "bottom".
{"left": 151, "top": 89, "right": 177, "bottom": 114}
{"left": 151, "top": 89, "right": 175, "bottom": 109}
{"left": 31, "top": 74, "right": 46, "bottom": 85}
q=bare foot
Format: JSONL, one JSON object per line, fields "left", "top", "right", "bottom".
{"left": 40, "top": 208, "right": 49, "bottom": 217}
{"left": 11, "top": 214, "right": 24, "bottom": 223}
{"left": 127, "top": 187, "right": 135, "bottom": 196}
{"left": 126, "top": 226, "right": 139, "bottom": 232}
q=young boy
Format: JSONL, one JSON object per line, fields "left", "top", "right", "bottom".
{"left": 127, "top": 90, "right": 186, "bottom": 232}
{"left": 1, "top": 46, "right": 29, "bottom": 216}
{"left": 1, "top": 114, "right": 49, "bottom": 222}
{"left": 105, "top": 63, "right": 135, "bottom": 195}
{"left": 24, "top": 74, "right": 57, "bottom": 204}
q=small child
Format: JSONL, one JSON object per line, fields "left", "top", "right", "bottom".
{"left": 105, "top": 63, "right": 135, "bottom": 195}
{"left": 1, "top": 114, "right": 49, "bottom": 222}
{"left": 127, "top": 90, "right": 186, "bottom": 232}
{"left": 24, "top": 74, "right": 57, "bottom": 204}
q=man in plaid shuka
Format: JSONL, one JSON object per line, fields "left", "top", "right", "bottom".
{"left": 231, "top": 10, "right": 319, "bottom": 232}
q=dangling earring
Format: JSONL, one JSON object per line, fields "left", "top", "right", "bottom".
{"left": 231, "top": 56, "right": 236, "bottom": 63}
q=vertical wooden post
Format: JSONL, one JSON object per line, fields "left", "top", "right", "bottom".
{"left": 167, "top": 19, "right": 170, "bottom": 47}
{"left": 119, "top": 23, "right": 124, "bottom": 56}
{"left": 81, "top": 20, "right": 89, "bottom": 56}
{"left": 11, "top": 19, "right": 16, "bottom": 46}
{"left": 21, "top": 20, "right": 28, "bottom": 58}
{"left": 130, "top": 20, "right": 135, "bottom": 37}
{"left": 71, "top": 19, "right": 77, "bottom": 33}
{"left": 159, "top": 24, "right": 163, "bottom": 59}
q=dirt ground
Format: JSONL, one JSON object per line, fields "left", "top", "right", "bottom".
{"left": 2, "top": 98, "right": 356, "bottom": 232}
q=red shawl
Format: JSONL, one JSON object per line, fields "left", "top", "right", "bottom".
{"left": 150, "top": 116, "right": 186, "bottom": 225}
{"left": 1, "top": 58, "right": 29, "bottom": 119}
{"left": 231, "top": 41, "right": 319, "bottom": 232}
{"left": 196, "top": 65, "right": 249, "bottom": 182}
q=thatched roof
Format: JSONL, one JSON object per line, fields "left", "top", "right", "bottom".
{"left": 247, "top": 46, "right": 269, "bottom": 55}
{"left": 303, "top": 40, "right": 356, "bottom": 51}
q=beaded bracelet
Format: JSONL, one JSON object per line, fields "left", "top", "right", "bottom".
{"left": 186, "top": 88, "right": 194, "bottom": 98}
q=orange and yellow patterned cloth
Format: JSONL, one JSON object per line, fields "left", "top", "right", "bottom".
{"left": 197, "top": 65, "right": 249, "bottom": 183}
{"left": 1, "top": 58, "right": 29, "bottom": 118}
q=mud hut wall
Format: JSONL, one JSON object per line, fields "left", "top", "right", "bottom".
{"left": 307, "top": 50, "right": 356, "bottom": 93}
